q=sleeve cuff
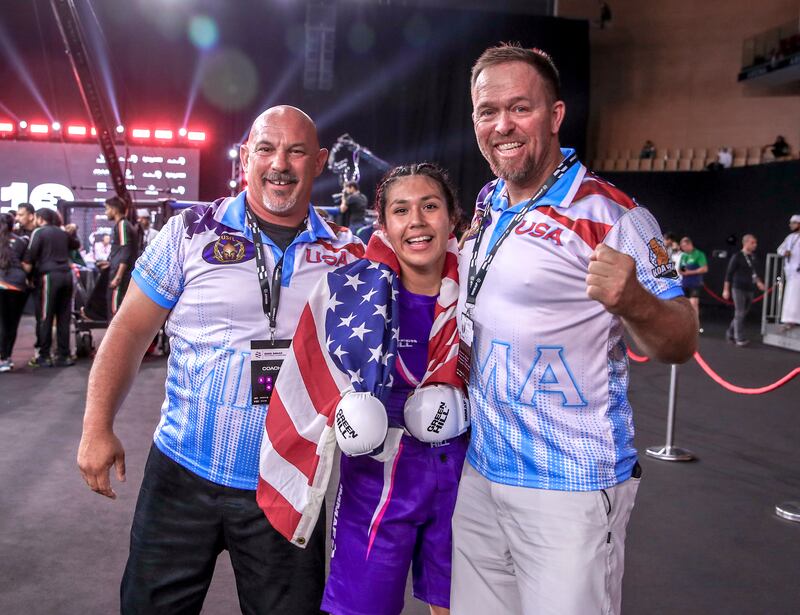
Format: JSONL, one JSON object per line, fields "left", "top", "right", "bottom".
{"left": 656, "top": 286, "right": 685, "bottom": 300}
{"left": 132, "top": 269, "right": 177, "bottom": 309}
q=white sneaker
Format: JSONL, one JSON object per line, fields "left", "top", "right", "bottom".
{"left": 0, "top": 360, "right": 11, "bottom": 373}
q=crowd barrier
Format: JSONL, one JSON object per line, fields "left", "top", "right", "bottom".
{"left": 702, "top": 283, "right": 773, "bottom": 306}
{"left": 626, "top": 345, "right": 799, "bottom": 523}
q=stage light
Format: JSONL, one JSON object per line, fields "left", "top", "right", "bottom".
{"left": 155, "top": 129, "right": 174, "bottom": 140}
{"left": 178, "top": 127, "right": 187, "bottom": 137}
{"left": 91, "top": 127, "right": 97, "bottom": 136}
{"left": 29, "top": 123, "right": 49, "bottom": 134}
{"left": 115, "top": 124, "right": 124, "bottom": 134}
{"left": 228, "top": 147, "right": 238, "bottom": 159}
{"left": 187, "top": 130, "right": 206, "bottom": 142}
{"left": 19, "top": 120, "right": 28, "bottom": 129}
{"left": 228, "top": 179, "right": 238, "bottom": 189}
{"left": 67, "top": 125, "right": 88, "bottom": 136}
{"left": 0, "top": 122, "right": 14, "bottom": 133}
{"left": 131, "top": 128, "right": 151, "bottom": 138}
{"left": 51, "top": 121, "right": 61, "bottom": 131}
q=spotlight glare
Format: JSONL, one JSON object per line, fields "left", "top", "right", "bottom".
{"left": 178, "top": 127, "right": 187, "bottom": 137}
{"left": 228, "top": 147, "right": 238, "bottom": 159}
{"left": 228, "top": 179, "right": 238, "bottom": 189}
{"left": 132, "top": 128, "right": 151, "bottom": 138}
{"left": 51, "top": 121, "right": 61, "bottom": 131}
{"left": 90, "top": 127, "right": 97, "bottom": 136}
{"left": 187, "top": 130, "right": 206, "bottom": 142}
{"left": 67, "top": 125, "right": 87, "bottom": 136}
{"left": 154, "top": 129, "right": 174, "bottom": 140}
{"left": 0, "top": 122, "right": 14, "bottom": 133}
{"left": 29, "top": 123, "right": 49, "bottom": 134}
{"left": 115, "top": 124, "right": 124, "bottom": 134}
{"left": 19, "top": 120, "right": 28, "bottom": 129}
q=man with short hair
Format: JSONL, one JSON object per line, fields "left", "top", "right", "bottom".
{"left": 77, "top": 106, "right": 364, "bottom": 614}
{"left": 723, "top": 234, "right": 765, "bottom": 346}
{"left": 15, "top": 202, "right": 36, "bottom": 242}
{"left": 339, "top": 180, "right": 368, "bottom": 230}
{"left": 136, "top": 208, "right": 159, "bottom": 252}
{"left": 776, "top": 215, "right": 800, "bottom": 329}
{"left": 678, "top": 236, "right": 708, "bottom": 328}
{"left": 100, "top": 196, "right": 136, "bottom": 320}
{"left": 452, "top": 43, "right": 697, "bottom": 615}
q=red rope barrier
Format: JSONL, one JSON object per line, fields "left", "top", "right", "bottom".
{"left": 702, "top": 284, "right": 773, "bottom": 305}
{"left": 691, "top": 351, "right": 799, "bottom": 394}
{"left": 626, "top": 349, "right": 650, "bottom": 363}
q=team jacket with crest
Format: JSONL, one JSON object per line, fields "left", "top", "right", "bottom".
{"left": 132, "top": 191, "right": 364, "bottom": 489}
{"left": 458, "top": 149, "right": 683, "bottom": 491}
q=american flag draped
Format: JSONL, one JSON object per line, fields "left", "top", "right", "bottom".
{"left": 256, "top": 230, "right": 462, "bottom": 547}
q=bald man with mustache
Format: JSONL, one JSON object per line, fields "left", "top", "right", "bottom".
{"left": 78, "top": 106, "right": 365, "bottom": 614}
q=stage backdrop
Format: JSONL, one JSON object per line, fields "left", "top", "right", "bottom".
{"left": 1, "top": 1, "right": 589, "bottom": 213}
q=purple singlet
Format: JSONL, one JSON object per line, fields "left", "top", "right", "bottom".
{"left": 385, "top": 285, "right": 438, "bottom": 426}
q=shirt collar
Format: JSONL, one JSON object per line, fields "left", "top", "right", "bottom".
{"left": 489, "top": 148, "right": 585, "bottom": 213}
{"left": 217, "top": 190, "right": 335, "bottom": 243}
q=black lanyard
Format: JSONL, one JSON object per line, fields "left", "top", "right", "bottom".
{"left": 245, "top": 206, "right": 288, "bottom": 340}
{"left": 465, "top": 152, "right": 578, "bottom": 311}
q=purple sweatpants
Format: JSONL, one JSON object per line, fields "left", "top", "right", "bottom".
{"left": 322, "top": 433, "right": 468, "bottom": 615}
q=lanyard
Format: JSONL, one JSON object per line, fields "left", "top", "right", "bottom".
{"left": 245, "top": 206, "right": 288, "bottom": 340}
{"left": 465, "top": 152, "right": 578, "bottom": 310}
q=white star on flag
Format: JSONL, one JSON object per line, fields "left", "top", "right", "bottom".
{"left": 327, "top": 292, "right": 343, "bottom": 312}
{"left": 361, "top": 288, "right": 378, "bottom": 304}
{"left": 350, "top": 322, "right": 371, "bottom": 341}
{"left": 333, "top": 345, "right": 348, "bottom": 361}
{"left": 368, "top": 345, "right": 383, "bottom": 363}
{"left": 373, "top": 303, "right": 388, "bottom": 319}
{"left": 338, "top": 312, "right": 356, "bottom": 328}
{"left": 347, "top": 368, "right": 363, "bottom": 385}
{"left": 344, "top": 273, "right": 364, "bottom": 291}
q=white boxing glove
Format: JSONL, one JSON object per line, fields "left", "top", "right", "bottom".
{"left": 403, "top": 384, "right": 470, "bottom": 443}
{"left": 334, "top": 392, "right": 389, "bottom": 457}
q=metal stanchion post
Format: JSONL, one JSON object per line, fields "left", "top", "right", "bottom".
{"left": 775, "top": 501, "right": 800, "bottom": 523}
{"left": 646, "top": 364, "right": 693, "bottom": 461}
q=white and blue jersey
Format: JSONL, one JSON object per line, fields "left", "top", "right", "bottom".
{"left": 132, "top": 191, "right": 364, "bottom": 489}
{"left": 458, "top": 149, "right": 682, "bottom": 491}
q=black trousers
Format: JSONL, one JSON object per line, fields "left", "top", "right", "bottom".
{"left": 106, "top": 269, "right": 131, "bottom": 320}
{"left": 0, "top": 288, "right": 28, "bottom": 360}
{"left": 121, "top": 445, "right": 326, "bottom": 615}
{"left": 35, "top": 270, "right": 73, "bottom": 359}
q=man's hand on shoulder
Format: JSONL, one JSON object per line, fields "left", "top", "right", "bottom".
{"left": 77, "top": 429, "right": 126, "bottom": 499}
{"left": 586, "top": 243, "right": 645, "bottom": 317}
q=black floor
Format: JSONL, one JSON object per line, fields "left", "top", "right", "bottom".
{"left": 1, "top": 313, "right": 798, "bottom": 614}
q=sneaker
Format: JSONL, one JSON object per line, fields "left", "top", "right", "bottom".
{"left": 53, "top": 356, "right": 76, "bottom": 367}
{"left": 735, "top": 339, "right": 750, "bottom": 347}
{"left": 28, "top": 356, "right": 54, "bottom": 368}
{"left": 0, "top": 360, "right": 11, "bottom": 373}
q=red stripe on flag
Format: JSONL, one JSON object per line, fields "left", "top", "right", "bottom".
{"left": 256, "top": 476, "right": 302, "bottom": 541}
{"left": 293, "top": 304, "right": 342, "bottom": 413}
{"left": 538, "top": 206, "right": 612, "bottom": 249}
{"left": 264, "top": 390, "right": 318, "bottom": 479}
{"left": 574, "top": 176, "right": 637, "bottom": 210}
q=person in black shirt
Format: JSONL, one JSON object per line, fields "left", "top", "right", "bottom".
{"left": 722, "top": 234, "right": 765, "bottom": 346}
{"left": 100, "top": 196, "right": 136, "bottom": 320}
{"left": 0, "top": 213, "right": 29, "bottom": 372}
{"left": 22, "top": 208, "right": 79, "bottom": 367}
{"left": 339, "top": 181, "right": 368, "bottom": 230}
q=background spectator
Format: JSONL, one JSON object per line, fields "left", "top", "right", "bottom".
{"left": 640, "top": 140, "right": 656, "bottom": 159}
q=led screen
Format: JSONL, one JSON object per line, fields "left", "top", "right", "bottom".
{"left": 0, "top": 141, "right": 200, "bottom": 213}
